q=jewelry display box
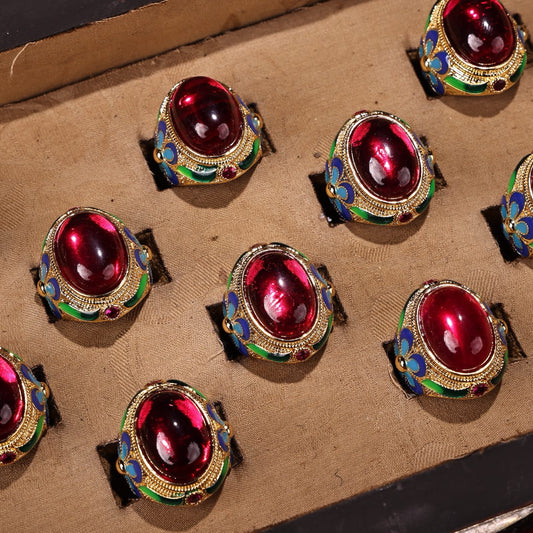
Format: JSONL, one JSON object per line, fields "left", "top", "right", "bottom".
{"left": 1, "top": 0, "right": 533, "bottom": 531}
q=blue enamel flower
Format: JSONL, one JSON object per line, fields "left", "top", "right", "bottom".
{"left": 394, "top": 328, "right": 426, "bottom": 395}
{"left": 155, "top": 120, "right": 179, "bottom": 185}
{"left": 310, "top": 264, "right": 333, "bottom": 311}
{"left": 223, "top": 292, "right": 250, "bottom": 356}
{"left": 500, "top": 191, "right": 533, "bottom": 258}
{"left": 118, "top": 432, "right": 142, "bottom": 497}
{"left": 419, "top": 30, "right": 449, "bottom": 96}
{"left": 325, "top": 157, "right": 354, "bottom": 221}
{"left": 21, "top": 365, "right": 47, "bottom": 412}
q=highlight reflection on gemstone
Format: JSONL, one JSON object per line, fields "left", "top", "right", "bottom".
{"left": 442, "top": 0, "right": 515, "bottom": 67}
{"left": 243, "top": 251, "right": 318, "bottom": 340}
{"left": 54, "top": 212, "right": 128, "bottom": 296}
{"left": 349, "top": 117, "right": 420, "bottom": 201}
{"left": 169, "top": 76, "right": 243, "bottom": 157}
{"left": 418, "top": 285, "right": 494, "bottom": 373}
{"left": 135, "top": 390, "right": 212, "bottom": 485}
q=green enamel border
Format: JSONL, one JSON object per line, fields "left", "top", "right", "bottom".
{"left": 421, "top": 379, "right": 469, "bottom": 398}
{"left": 139, "top": 486, "right": 185, "bottom": 506}
{"left": 329, "top": 134, "right": 339, "bottom": 159}
{"left": 239, "top": 138, "right": 260, "bottom": 170}
{"left": 510, "top": 54, "right": 527, "bottom": 83}
{"left": 350, "top": 206, "right": 395, "bottom": 225}
{"left": 206, "top": 457, "right": 230, "bottom": 495}
{"left": 248, "top": 343, "right": 291, "bottom": 363}
{"left": 58, "top": 303, "right": 99, "bottom": 321}
{"left": 177, "top": 165, "right": 217, "bottom": 183}
{"left": 444, "top": 76, "right": 487, "bottom": 94}
{"left": 19, "top": 415, "right": 45, "bottom": 453}
{"left": 416, "top": 179, "right": 435, "bottom": 214}
{"left": 124, "top": 273, "right": 148, "bottom": 308}
{"left": 313, "top": 314, "right": 333, "bottom": 351}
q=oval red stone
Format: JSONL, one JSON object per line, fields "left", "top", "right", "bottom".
{"left": 54, "top": 211, "right": 128, "bottom": 296}
{"left": 170, "top": 76, "right": 243, "bottom": 157}
{"left": 443, "top": 0, "right": 515, "bottom": 67}
{"left": 418, "top": 285, "right": 495, "bottom": 373}
{"left": 135, "top": 390, "right": 212, "bottom": 485}
{"left": 0, "top": 356, "right": 24, "bottom": 442}
{"left": 244, "top": 250, "right": 318, "bottom": 340}
{"left": 349, "top": 117, "right": 420, "bottom": 202}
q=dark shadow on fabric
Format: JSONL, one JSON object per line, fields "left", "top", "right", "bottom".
{"left": 345, "top": 208, "right": 429, "bottom": 245}
{"left": 418, "top": 384, "right": 499, "bottom": 423}
{"left": 406, "top": 48, "right": 440, "bottom": 100}
{"left": 481, "top": 205, "right": 519, "bottom": 262}
{"left": 490, "top": 303, "right": 527, "bottom": 361}
{"left": 96, "top": 440, "right": 139, "bottom": 508}
{"left": 136, "top": 229, "right": 172, "bottom": 286}
{"left": 0, "top": 445, "right": 38, "bottom": 490}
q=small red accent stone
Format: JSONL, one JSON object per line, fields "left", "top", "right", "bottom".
{"left": 54, "top": 212, "right": 128, "bottom": 296}
{"left": 244, "top": 251, "right": 318, "bottom": 340}
{"left": 0, "top": 356, "right": 24, "bottom": 442}
{"left": 443, "top": 0, "right": 516, "bottom": 67}
{"left": 222, "top": 166, "right": 237, "bottom": 180}
{"left": 295, "top": 349, "right": 311, "bottom": 361}
{"left": 398, "top": 212, "right": 413, "bottom": 223}
{"left": 170, "top": 76, "right": 243, "bottom": 157}
{"left": 349, "top": 117, "right": 420, "bottom": 202}
{"left": 418, "top": 285, "right": 495, "bottom": 373}
{"left": 135, "top": 390, "right": 212, "bottom": 485}
{"left": 0, "top": 452, "right": 17, "bottom": 464}
{"left": 186, "top": 493, "right": 203, "bottom": 504}
{"left": 104, "top": 306, "right": 121, "bottom": 319}
{"left": 493, "top": 79, "right": 507, "bottom": 91}
{"left": 472, "top": 383, "right": 489, "bottom": 396}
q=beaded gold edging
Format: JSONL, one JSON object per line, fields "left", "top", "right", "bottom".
{"left": 419, "top": 0, "right": 527, "bottom": 96}
{"left": 223, "top": 243, "right": 335, "bottom": 363}
{"left": 117, "top": 381, "right": 232, "bottom": 506}
{"left": 326, "top": 110, "right": 435, "bottom": 225}
{"left": 394, "top": 280, "right": 507, "bottom": 399}
{"left": 153, "top": 79, "right": 263, "bottom": 186}
{"left": 0, "top": 347, "right": 49, "bottom": 465}
{"left": 37, "top": 207, "right": 152, "bottom": 322}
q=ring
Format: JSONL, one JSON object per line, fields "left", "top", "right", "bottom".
{"left": 0, "top": 347, "right": 49, "bottom": 465}
{"left": 501, "top": 153, "right": 533, "bottom": 258}
{"left": 394, "top": 280, "right": 507, "bottom": 399}
{"left": 153, "top": 76, "right": 263, "bottom": 186}
{"left": 37, "top": 207, "right": 152, "bottom": 322}
{"left": 419, "top": 0, "right": 527, "bottom": 96}
{"left": 116, "top": 380, "right": 233, "bottom": 505}
{"left": 223, "top": 243, "right": 335, "bottom": 363}
{"left": 325, "top": 110, "right": 435, "bottom": 225}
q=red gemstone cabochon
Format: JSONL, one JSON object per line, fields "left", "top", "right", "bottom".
{"left": 54, "top": 212, "right": 128, "bottom": 297}
{"left": 349, "top": 117, "right": 420, "bottom": 202}
{"left": 170, "top": 76, "right": 243, "bottom": 157}
{"left": 0, "top": 356, "right": 24, "bottom": 442}
{"left": 418, "top": 285, "right": 495, "bottom": 373}
{"left": 135, "top": 390, "right": 212, "bottom": 485}
{"left": 243, "top": 250, "right": 318, "bottom": 340}
{"left": 443, "top": 0, "right": 515, "bottom": 67}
